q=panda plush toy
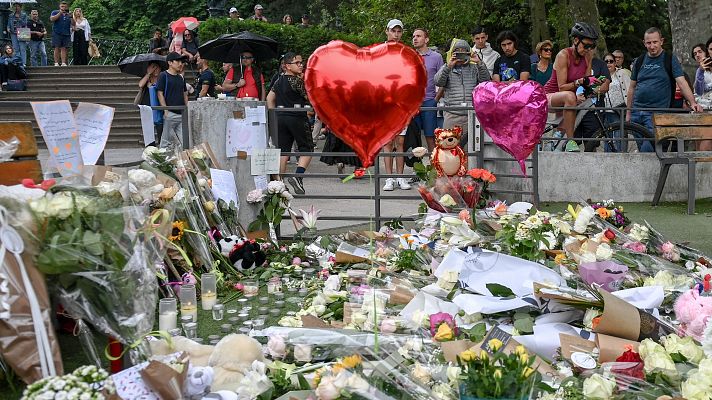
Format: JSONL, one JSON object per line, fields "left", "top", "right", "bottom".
{"left": 217, "top": 235, "right": 266, "bottom": 273}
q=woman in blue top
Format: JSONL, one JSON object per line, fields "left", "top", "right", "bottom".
{"left": 530, "top": 40, "right": 553, "bottom": 86}
{"left": 6, "top": 3, "right": 28, "bottom": 66}
{"left": 0, "top": 44, "right": 28, "bottom": 86}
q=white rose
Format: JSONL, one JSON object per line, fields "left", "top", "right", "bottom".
{"left": 128, "top": 169, "right": 157, "bottom": 188}
{"left": 582, "top": 373, "right": 615, "bottom": 399}
{"left": 278, "top": 315, "right": 302, "bottom": 327}
{"left": 583, "top": 308, "right": 602, "bottom": 330}
{"left": 662, "top": 334, "right": 705, "bottom": 364}
{"left": 411, "top": 362, "right": 432, "bottom": 385}
{"left": 595, "top": 243, "right": 613, "bottom": 261}
{"left": 314, "top": 304, "right": 326, "bottom": 315}
{"left": 412, "top": 147, "right": 428, "bottom": 158}
{"left": 698, "top": 358, "right": 712, "bottom": 375}
{"left": 324, "top": 275, "right": 341, "bottom": 292}
{"left": 681, "top": 377, "right": 712, "bottom": 400}
{"left": 351, "top": 311, "right": 367, "bottom": 327}
{"left": 267, "top": 335, "right": 287, "bottom": 358}
{"left": 579, "top": 252, "right": 597, "bottom": 264}
{"left": 315, "top": 375, "right": 341, "bottom": 400}
{"left": 573, "top": 206, "right": 595, "bottom": 234}
{"left": 346, "top": 374, "right": 370, "bottom": 393}
{"left": 267, "top": 180, "right": 286, "bottom": 194}
{"left": 446, "top": 366, "right": 461, "bottom": 382}
{"left": 432, "top": 383, "right": 453, "bottom": 400}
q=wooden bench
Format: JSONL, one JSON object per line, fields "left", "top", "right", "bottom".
{"left": 652, "top": 113, "right": 712, "bottom": 214}
{"left": 0, "top": 121, "right": 43, "bottom": 186}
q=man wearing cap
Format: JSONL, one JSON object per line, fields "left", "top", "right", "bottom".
{"left": 298, "top": 14, "right": 310, "bottom": 28}
{"left": 381, "top": 19, "right": 410, "bottom": 191}
{"left": 228, "top": 7, "right": 243, "bottom": 20}
{"left": 251, "top": 4, "right": 268, "bottom": 22}
{"left": 157, "top": 52, "right": 189, "bottom": 149}
{"left": 434, "top": 39, "right": 490, "bottom": 144}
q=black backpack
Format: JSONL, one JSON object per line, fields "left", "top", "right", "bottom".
{"left": 632, "top": 51, "right": 675, "bottom": 107}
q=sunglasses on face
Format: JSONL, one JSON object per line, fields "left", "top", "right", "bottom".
{"left": 581, "top": 42, "right": 597, "bottom": 50}
{"left": 605, "top": 59, "right": 615, "bottom": 63}
{"left": 542, "top": 48, "right": 552, "bottom": 52}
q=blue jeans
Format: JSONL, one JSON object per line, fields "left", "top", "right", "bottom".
{"left": 10, "top": 34, "right": 28, "bottom": 66}
{"left": 28, "top": 40, "right": 47, "bottom": 66}
{"left": 413, "top": 99, "right": 438, "bottom": 137}
{"left": 629, "top": 111, "right": 655, "bottom": 152}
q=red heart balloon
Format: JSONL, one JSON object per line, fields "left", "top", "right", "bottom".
{"left": 305, "top": 41, "right": 427, "bottom": 168}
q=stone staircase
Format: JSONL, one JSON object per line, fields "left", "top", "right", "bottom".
{"left": 0, "top": 65, "right": 197, "bottom": 148}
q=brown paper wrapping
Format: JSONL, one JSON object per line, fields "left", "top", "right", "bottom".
{"left": 594, "top": 290, "right": 673, "bottom": 342}
{"left": 596, "top": 334, "right": 639, "bottom": 363}
{"left": 559, "top": 334, "right": 597, "bottom": 360}
{"left": 0, "top": 209, "right": 64, "bottom": 383}
{"left": 440, "top": 339, "right": 476, "bottom": 362}
{"left": 139, "top": 353, "right": 189, "bottom": 400}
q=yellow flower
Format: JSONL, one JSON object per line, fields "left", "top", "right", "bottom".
{"left": 459, "top": 349, "right": 477, "bottom": 362}
{"left": 522, "top": 367, "right": 535, "bottom": 378}
{"left": 514, "top": 345, "right": 529, "bottom": 363}
{"left": 479, "top": 350, "right": 489, "bottom": 360}
{"left": 331, "top": 363, "right": 344, "bottom": 374}
{"left": 493, "top": 369, "right": 502, "bottom": 379}
{"left": 169, "top": 220, "right": 186, "bottom": 242}
{"left": 341, "top": 354, "right": 362, "bottom": 369}
{"left": 554, "top": 253, "right": 567, "bottom": 265}
{"left": 487, "top": 338, "right": 503, "bottom": 352}
{"left": 434, "top": 323, "right": 454, "bottom": 341}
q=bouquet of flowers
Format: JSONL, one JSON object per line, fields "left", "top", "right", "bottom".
{"left": 21, "top": 365, "right": 109, "bottom": 400}
{"left": 247, "top": 180, "right": 294, "bottom": 242}
{"left": 590, "top": 200, "right": 630, "bottom": 229}
{"left": 496, "top": 211, "right": 563, "bottom": 262}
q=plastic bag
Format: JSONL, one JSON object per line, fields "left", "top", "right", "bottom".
{"left": 0, "top": 136, "right": 20, "bottom": 162}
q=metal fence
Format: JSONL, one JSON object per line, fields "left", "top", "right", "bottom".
{"left": 1, "top": 36, "right": 146, "bottom": 66}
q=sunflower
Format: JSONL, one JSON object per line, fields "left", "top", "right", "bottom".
{"left": 169, "top": 220, "right": 186, "bottom": 242}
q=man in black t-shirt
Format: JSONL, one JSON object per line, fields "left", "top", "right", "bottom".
{"left": 149, "top": 28, "right": 168, "bottom": 55}
{"left": 492, "top": 30, "right": 530, "bottom": 82}
{"left": 27, "top": 10, "right": 47, "bottom": 66}
{"left": 195, "top": 54, "right": 216, "bottom": 98}
{"left": 157, "top": 52, "right": 188, "bottom": 149}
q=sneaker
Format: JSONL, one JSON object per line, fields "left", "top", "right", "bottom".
{"left": 382, "top": 178, "right": 395, "bottom": 191}
{"left": 61, "top": 63, "right": 68, "bottom": 66}
{"left": 565, "top": 141, "right": 580, "bottom": 152}
{"left": 397, "top": 178, "right": 411, "bottom": 190}
{"left": 287, "top": 177, "right": 305, "bottom": 194}
{"left": 54, "top": 63, "right": 59, "bottom": 66}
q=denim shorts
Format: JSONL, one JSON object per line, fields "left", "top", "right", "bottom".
{"left": 52, "top": 34, "right": 71, "bottom": 48}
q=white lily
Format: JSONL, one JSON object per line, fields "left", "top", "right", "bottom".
{"left": 298, "top": 205, "right": 321, "bottom": 230}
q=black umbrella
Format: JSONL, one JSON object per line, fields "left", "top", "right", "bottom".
{"left": 197, "top": 31, "right": 279, "bottom": 63}
{"left": 118, "top": 53, "right": 168, "bottom": 77}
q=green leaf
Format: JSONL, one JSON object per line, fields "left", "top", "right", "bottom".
{"left": 514, "top": 316, "right": 534, "bottom": 334}
{"left": 297, "top": 374, "right": 310, "bottom": 390}
{"left": 486, "top": 283, "right": 515, "bottom": 298}
{"left": 82, "top": 231, "right": 104, "bottom": 256}
{"left": 669, "top": 352, "right": 688, "bottom": 363}
{"left": 465, "top": 323, "right": 487, "bottom": 342}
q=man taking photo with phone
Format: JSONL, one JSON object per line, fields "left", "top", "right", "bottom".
{"left": 49, "top": 1, "right": 71, "bottom": 66}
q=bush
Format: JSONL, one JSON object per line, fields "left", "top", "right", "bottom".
{"left": 198, "top": 18, "right": 381, "bottom": 82}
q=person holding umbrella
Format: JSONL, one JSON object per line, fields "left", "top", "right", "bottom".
{"left": 221, "top": 50, "right": 265, "bottom": 100}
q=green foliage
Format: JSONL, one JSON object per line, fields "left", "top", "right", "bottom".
{"left": 486, "top": 283, "right": 515, "bottom": 298}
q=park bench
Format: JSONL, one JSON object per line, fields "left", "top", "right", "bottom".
{"left": 651, "top": 113, "right": 712, "bottom": 214}
{"left": 0, "top": 121, "right": 43, "bottom": 185}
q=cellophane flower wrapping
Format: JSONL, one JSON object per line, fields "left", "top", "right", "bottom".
{"left": 28, "top": 168, "right": 173, "bottom": 357}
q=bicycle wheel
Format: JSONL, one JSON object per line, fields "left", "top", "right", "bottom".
{"left": 592, "top": 121, "right": 653, "bottom": 153}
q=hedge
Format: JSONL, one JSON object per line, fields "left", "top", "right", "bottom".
{"left": 198, "top": 18, "right": 381, "bottom": 83}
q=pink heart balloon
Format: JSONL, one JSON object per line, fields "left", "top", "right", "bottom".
{"left": 473, "top": 81, "right": 548, "bottom": 174}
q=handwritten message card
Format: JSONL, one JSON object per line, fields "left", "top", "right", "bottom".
{"left": 250, "top": 148, "right": 280, "bottom": 175}
{"left": 225, "top": 118, "right": 267, "bottom": 157}
{"left": 31, "top": 100, "right": 83, "bottom": 176}
{"left": 75, "top": 102, "right": 114, "bottom": 165}
{"left": 209, "top": 168, "right": 239, "bottom": 206}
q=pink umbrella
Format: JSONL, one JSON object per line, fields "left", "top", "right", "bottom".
{"left": 170, "top": 17, "right": 199, "bottom": 35}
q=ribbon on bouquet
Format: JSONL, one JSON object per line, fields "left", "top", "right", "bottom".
{"left": 0, "top": 206, "right": 57, "bottom": 378}
{"left": 104, "top": 330, "right": 173, "bottom": 362}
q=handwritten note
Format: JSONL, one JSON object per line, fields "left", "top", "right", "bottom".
{"left": 253, "top": 175, "right": 268, "bottom": 191}
{"left": 75, "top": 102, "right": 114, "bottom": 165}
{"left": 225, "top": 118, "right": 267, "bottom": 157}
{"left": 31, "top": 100, "right": 83, "bottom": 176}
{"left": 245, "top": 106, "right": 267, "bottom": 124}
{"left": 138, "top": 104, "right": 155, "bottom": 146}
{"left": 209, "top": 168, "right": 239, "bottom": 206}
{"left": 251, "top": 148, "right": 280, "bottom": 175}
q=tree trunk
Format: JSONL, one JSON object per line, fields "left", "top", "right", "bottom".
{"left": 668, "top": 0, "right": 712, "bottom": 76}
{"left": 529, "top": 0, "right": 550, "bottom": 52}
{"left": 566, "top": 0, "right": 608, "bottom": 55}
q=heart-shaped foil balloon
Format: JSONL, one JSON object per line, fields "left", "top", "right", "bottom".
{"left": 305, "top": 41, "right": 426, "bottom": 168}
{"left": 473, "top": 81, "right": 548, "bottom": 174}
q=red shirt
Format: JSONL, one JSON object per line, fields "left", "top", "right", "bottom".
{"left": 227, "top": 66, "right": 264, "bottom": 98}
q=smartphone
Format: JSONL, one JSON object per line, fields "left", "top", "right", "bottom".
{"left": 455, "top": 52, "right": 469, "bottom": 61}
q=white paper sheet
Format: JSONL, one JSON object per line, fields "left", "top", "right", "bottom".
{"left": 435, "top": 248, "right": 565, "bottom": 297}
{"left": 399, "top": 292, "right": 460, "bottom": 320}
{"left": 254, "top": 175, "right": 269, "bottom": 191}
{"left": 251, "top": 148, "right": 280, "bottom": 175}
{"left": 226, "top": 118, "right": 267, "bottom": 157}
{"left": 245, "top": 106, "right": 267, "bottom": 124}
{"left": 209, "top": 168, "right": 239, "bottom": 206}
{"left": 74, "top": 102, "right": 114, "bottom": 165}
{"left": 453, "top": 294, "right": 534, "bottom": 314}
{"left": 515, "top": 323, "right": 595, "bottom": 362}
{"left": 31, "top": 100, "right": 83, "bottom": 175}
{"left": 138, "top": 104, "right": 155, "bottom": 145}
{"left": 612, "top": 285, "right": 664, "bottom": 309}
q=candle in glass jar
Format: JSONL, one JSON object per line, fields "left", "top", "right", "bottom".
{"left": 201, "top": 273, "right": 218, "bottom": 310}
{"left": 158, "top": 298, "right": 178, "bottom": 332}
{"left": 179, "top": 284, "right": 198, "bottom": 322}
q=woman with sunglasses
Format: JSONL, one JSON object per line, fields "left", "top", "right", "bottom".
{"left": 543, "top": 22, "right": 599, "bottom": 151}
{"left": 530, "top": 40, "right": 554, "bottom": 86}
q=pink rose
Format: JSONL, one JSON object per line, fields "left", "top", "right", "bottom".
{"left": 661, "top": 241, "right": 675, "bottom": 253}
{"left": 292, "top": 257, "right": 302, "bottom": 265}
{"left": 458, "top": 209, "right": 472, "bottom": 224}
{"left": 233, "top": 283, "right": 244, "bottom": 291}
{"left": 380, "top": 319, "right": 397, "bottom": 333}
{"left": 623, "top": 241, "right": 646, "bottom": 253}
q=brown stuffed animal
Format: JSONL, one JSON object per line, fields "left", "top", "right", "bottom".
{"left": 431, "top": 126, "right": 467, "bottom": 177}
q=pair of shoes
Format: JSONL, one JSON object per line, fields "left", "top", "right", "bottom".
{"left": 287, "top": 176, "right": 305, "bottom": 194}
{"left": 397, "top": 178, "right": 411, "bottom": 190}
{"left": 565, "top": 141, "right": 580, "bottom": 152}
{"left": 61, "top": 63, "right": 68, "bottom": 66}
{"left": 336, "top": 163, "right": 345, "bottom": 174}
{"left": 54, "top": 62, "right": 59, "bottom": 66}
{"left": 382, "top": 178, "right": 395, "bottom": 191}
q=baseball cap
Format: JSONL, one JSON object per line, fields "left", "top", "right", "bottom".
{"left": 254, "top": 4, "right": 263, "bottom": 10}
{"left": 166, "top": 52, "right": 188, "bottom": 62}
{"left": 386, "top": 19, "right": 403, "bottom": 30}
{"left": 229, "top": 7, "right": 238, "bottom": 13}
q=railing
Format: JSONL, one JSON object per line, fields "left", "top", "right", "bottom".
{"left": 19, "top": 37, "right": 147, "bottom": 66}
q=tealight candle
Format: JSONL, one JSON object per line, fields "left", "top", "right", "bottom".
{"left": 212, "top": 304, "right": 225, "bottom": 321}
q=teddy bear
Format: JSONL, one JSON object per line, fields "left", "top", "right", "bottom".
{"left": 431, "top": 126, "right": 467, "bottom": 177}
{"left": 674, "top": 286, "right": 712, "bottom": 341}
{"left": 185, "top": 365, "right": 214, "bottom": 399}
{"left": 217, "top": 235, "right": 267, "bottom": 273}
{"left": 208, "top": 334, "right": 265, "bottom": 391}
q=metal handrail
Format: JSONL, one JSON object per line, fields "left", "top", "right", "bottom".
{"left": 39, "top": 37, "right": 146, "bottom": 66}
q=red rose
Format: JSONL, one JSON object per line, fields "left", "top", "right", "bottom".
{"left": 353, "top": 168, "right": 366, "bottom": 178}
{"left": 604, "top": 229, "right": 616, "bottom": 241}
{"left": 613, "top": 347, "right": 644, "bottom": 381}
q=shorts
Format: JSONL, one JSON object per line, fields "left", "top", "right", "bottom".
{"left": 52, "top": 34, "right": 71, "bottom": 48}
{"left": 413, "top": 99, "right": 438, "bottom": 137}
{"left": 277, "top": 115, "right": 314, "bottom": 153}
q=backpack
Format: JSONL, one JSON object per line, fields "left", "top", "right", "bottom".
{"left": 633, "top": 52, "right": 675, "bottom": 107}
